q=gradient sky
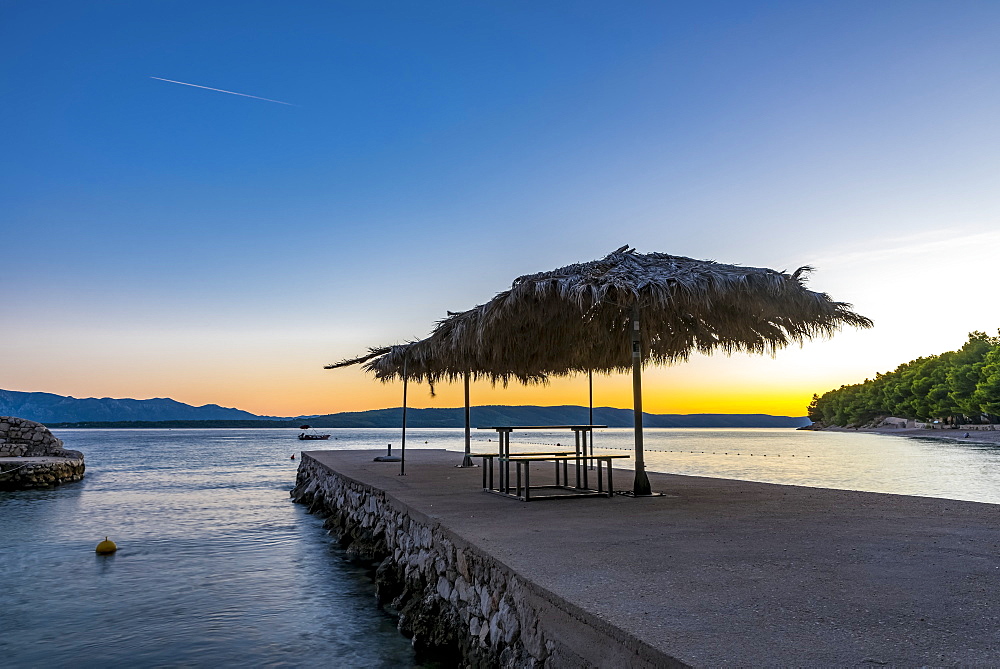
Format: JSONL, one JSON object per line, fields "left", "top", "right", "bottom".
{"left": 4, "top": 1, "right": 1000, "bottom": 417}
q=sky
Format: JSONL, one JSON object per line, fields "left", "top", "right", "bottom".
{"left": 4, "top": 1, "right": 1000, "bottom": 418}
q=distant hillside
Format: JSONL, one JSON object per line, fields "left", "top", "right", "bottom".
{"left": 299, "top": 406, "right": 811, "bottom": 429}
{"left": 0, "top": 390, "right": 273, "bottom": 424}
{"left": 5, "top": 389, "right": 808, "bottom": 429}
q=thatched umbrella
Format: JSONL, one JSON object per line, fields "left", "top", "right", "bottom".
{"left": 328, "top": 337, "right": 549, "bottom": 470}
{"left": 331, "top": 246, "right": 871, "bottom": 494}
{"left": 327, "top": 343, "right": 417, "bottom": 475}
{"left": 448, "top": 246, "right": 871, "bottom": 494}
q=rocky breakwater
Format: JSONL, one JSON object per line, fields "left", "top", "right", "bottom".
{"left": 0, "top": 416, "right": 85, "bottom": 490}
{"left": 291, "top": 453, "right": 672, "bottom": 669}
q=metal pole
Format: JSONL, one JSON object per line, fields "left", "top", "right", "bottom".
{"left": 631, "top": 303, "right": 652, "bottom": 496}
{"left": 460, "top": 371, "right": 474, "bottom": 467}
{"left": 400, "top": 356, "right": 408, "bottom": 476}
{"left": 588, "top": 370, "right": 595, "bottom": 469}
{"left": 589, "top": 370, "right": 593, "bottom": 427}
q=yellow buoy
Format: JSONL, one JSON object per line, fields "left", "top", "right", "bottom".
{"left": 96, "top": 537, "right": 117, "bottom": 554}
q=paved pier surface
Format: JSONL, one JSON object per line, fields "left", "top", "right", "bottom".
{"left": 305, "top": 449, "right": 1000, "bottom": 666}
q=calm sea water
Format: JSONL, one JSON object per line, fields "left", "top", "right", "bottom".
{"left": 3, "top": 426, "right": 1000, "bottom": 667}
{"left": 0, "top": 429, "right": 422, "bottom": 668}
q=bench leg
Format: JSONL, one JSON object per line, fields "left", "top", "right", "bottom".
{"left": 597, "top": 459, "right": 604, "bottom": 493}
{"left": 554, "top": 459, "right": 560, "bottom": 486}
{"left": 606, "top": 458, "right": 614, "bottom": 497}
{"left": 575, "top": 431, "right": 582, "bottom": 489}
{"left": 588, "top": 430, "right": 595, "bottom": 471}
{"left": 502, "top": 431, "right": 511, "bottom": 494}
{"left": 524, "top": 462, "right": 531, "bottom": 501}
{"left": 516, "top": 461, "right": 522, "bottom": 498}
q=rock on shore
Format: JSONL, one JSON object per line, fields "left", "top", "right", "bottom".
{"left": 0, "top": 416, "right": 85, "bottom": 490}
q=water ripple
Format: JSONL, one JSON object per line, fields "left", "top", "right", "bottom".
{"left": 0, "top": 428, "right": 424, "bottom": 668}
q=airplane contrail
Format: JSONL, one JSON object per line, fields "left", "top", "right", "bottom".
{"left": 150, "top": 77, "right": 296, "bottom": 106}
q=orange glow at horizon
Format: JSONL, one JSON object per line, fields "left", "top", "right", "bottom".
{"left": 169, "top": 365, "right": 823, "bottom": 418}
{"left": 7, "top": 326, "right": 886, "bottom": 420}
{"left": 17, "top": 360, "right": 822, "bottom": 419}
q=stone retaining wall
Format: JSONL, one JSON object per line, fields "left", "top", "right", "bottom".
{"left": 0, "top": 416, "right": 85, "bottom": 490}
{"left": 0, "top": 416, "right": 76, "bottom": 457}
{"left": 291, "top": 453, "right": 679, "bottom": 669}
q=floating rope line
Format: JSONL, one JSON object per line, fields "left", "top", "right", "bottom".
{"left": 479, "top": 438, "right": 568, "bottom": 448}
{"left": 586, "top": 446, "right": 811, "bottom": 457}
{"left": 476, "top": 437, "right": 812, "bottom": 457}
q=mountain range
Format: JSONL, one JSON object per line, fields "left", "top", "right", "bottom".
{"left": 1, "top": 389, "right": 809, "bottom": 428}
{"left": 0, "top": 389, "right": 276, "bottom": 423}
{"left": 297, "top": 406, "right": 810, "bottom": 429}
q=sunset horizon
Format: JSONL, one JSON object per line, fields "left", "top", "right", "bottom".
{"left": 8, "top": 4, "right": 1000, "bottom": 419}
{"left": 7, "top": 3, "right": 1000, "bottom": 665}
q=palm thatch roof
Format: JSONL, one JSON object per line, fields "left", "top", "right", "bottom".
{"left": 327, "top": 245, "right": 872, "bottom": 384}
{"left": 326, "top": 339, "right": 549, "bottom": 393}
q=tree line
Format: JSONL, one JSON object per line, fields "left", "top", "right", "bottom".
{"left": 809, "top": 331, "right": 1000, "bottom": 426}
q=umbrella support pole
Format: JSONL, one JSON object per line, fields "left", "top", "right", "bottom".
{"left": 588, "top": 371, "right": 595, "bottom": 470}
{"left": 631, "top": 305, "right": 653, "bottom": 496}
{"left": 400, "top": 359, "right": 407, "bottom": 476}
{"left": 458, "top": 371, "right": 477, "bottom": 467}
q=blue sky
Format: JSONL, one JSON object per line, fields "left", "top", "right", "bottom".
{"left": 4, "top": 1, "right": 1000, "bottom": 415}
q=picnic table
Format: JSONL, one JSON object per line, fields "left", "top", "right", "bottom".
{"left": 474, "top": 425, "right": 629, "bottom": 501}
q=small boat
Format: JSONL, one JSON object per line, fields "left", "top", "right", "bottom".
{"left": 296, "top": 424, "right": 330, "bottom": 440}
{"left": 298, "top": 433, "right": 331, "bottom": 441}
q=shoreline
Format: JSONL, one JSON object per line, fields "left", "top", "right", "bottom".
{"left": 820, "top": 424, "right": 1000, "bottom": 446}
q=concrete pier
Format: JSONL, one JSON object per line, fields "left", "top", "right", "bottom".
{"left": 297, "top": 448, "right": 1000, "bottom": 666}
